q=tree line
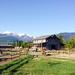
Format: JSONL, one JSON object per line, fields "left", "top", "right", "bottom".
{"left": 58, "top": 35, "right": 75, "bottom": 50}
{"left": 12, "top": 41, "right": 33, "bottom": 48}
{"left": 12, "top": 35, "right": 75, "bottom": 50}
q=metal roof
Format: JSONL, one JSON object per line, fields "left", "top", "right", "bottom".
{"left": 34, "top": 35, "right": 58, "bottom": 40}
{"left": 34, "top": 35, "right": 50, "bottom": 40}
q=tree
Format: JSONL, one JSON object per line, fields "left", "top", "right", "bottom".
{"left": 17, "top": 41, "right": 23, "bottom": 47}
{"left": 12, "top": 41, "right": 33, "bottom": 49}
{"left": 65, "top": 41, "right": 72, "bottom": 49}
{"left": 65, "top": 36, "right": 75, "bottom": 54}
{"left": 12, "top": 41, "right": 16, "bottom": 47}
{"left": 22, "top": 42, "right": 33, "bottom": 48}
{"left": 65, "top": 36, "right": 75, "bottom": 48}
{"left": 57, "top": 35, "right": 64, "bottom": 44}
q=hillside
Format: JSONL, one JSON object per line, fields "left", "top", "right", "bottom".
{"left": 0, "top": 32, "right": 75, "bottom": 45}
{"left": 58, "top": 32, "right": 75, "bottom": 41}
{"left": 0, "top": 33, "right": 33, "bottom": 45}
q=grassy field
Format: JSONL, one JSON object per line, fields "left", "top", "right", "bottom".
{"left": 0, "top": 56, "right": 75, "bottom": 75}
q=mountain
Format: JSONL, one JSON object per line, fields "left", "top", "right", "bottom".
{"left": 0, "top": 33, "right": 33, "bottom": 45}
{"left": 0, "top": 32, "right": 75, "bottom": 45}
{"left": 58, "top": 32, "right": 75, "bottom": 41}
{"left": 20, "top": 35, "right": 33, "bottom": 42}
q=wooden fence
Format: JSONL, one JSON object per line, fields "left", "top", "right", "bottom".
{"left": 0, "top": 48, "right": 28, "bottom": 61}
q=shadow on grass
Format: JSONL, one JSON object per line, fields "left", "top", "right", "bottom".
{"left": 70, "top": 73, "right": 75, "bottom": 75}
{"left": 9, "top": 60, "right": 29, "bottom": 75}
{"left": 0, "top": 57, "right": 27, "bottom": 74}
{"left": 0, "top": 55, "right": 33, "bottom": 75}
{"left": 47, "top": 62, "right": 61, "bottom": 66}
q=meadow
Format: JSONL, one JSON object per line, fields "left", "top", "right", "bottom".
{"left": 0, "top": 55, "right": 75, "bottom": 75}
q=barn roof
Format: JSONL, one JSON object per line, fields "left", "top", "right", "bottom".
{"left": 34, "top": 35, "right": 50, "bottom": 40}
{"left": 34, "top": 35, "right": 57, "bottom": 40}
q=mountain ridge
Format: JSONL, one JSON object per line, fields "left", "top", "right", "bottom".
{"left": 0, "top": 33, "right": 33, "bottom": 44}
{"left": 0, "top": 32, "right": 75, "bottom": 45}
{"left": 58, "top": 32, "right": 75, "bottom": 41}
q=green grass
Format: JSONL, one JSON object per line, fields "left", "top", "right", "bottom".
{"left": 1, "top": 56, "right": 75, "bottom": 75}
{"left": 14, "top": 58, "right": 75, "bottom": 75}
{"left": 0, "top": 55, "right": 33, "bottom": 75}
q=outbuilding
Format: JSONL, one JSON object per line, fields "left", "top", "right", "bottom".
{"left": 33, "top": 35, "right": 64, "bottom": 50}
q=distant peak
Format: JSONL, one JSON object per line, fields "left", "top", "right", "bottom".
{"left": 0, "top": 31, "right": 25, "bottom": 37}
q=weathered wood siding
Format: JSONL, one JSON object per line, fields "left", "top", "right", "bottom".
{"left": 46, "top": 38, "right": 61, "bottom": 50}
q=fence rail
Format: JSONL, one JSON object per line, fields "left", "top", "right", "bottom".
{"left": 0, "top": 48, "right": 28, "bottom": 62}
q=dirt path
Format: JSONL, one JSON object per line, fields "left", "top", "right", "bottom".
{"left": 45, "top": 53, "right": 75, "bottom": 60}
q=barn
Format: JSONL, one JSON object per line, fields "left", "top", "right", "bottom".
{"left": 33, "top": 35, "right": 64, "bottom": 50}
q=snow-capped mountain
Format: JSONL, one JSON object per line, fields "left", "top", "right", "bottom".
{"left": 1, "top": 31, "right": 75, "bottom": 45}
{"left": 0, "top": 32, "right": 33, "bottom": 43}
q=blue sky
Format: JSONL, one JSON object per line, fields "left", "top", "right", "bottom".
{"left": 0, "top": 0, "right": 75, "bottom": 36}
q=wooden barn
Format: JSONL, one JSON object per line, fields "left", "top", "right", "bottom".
{"left": 33, "top": 35, "right": 64, "bottom": 50}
